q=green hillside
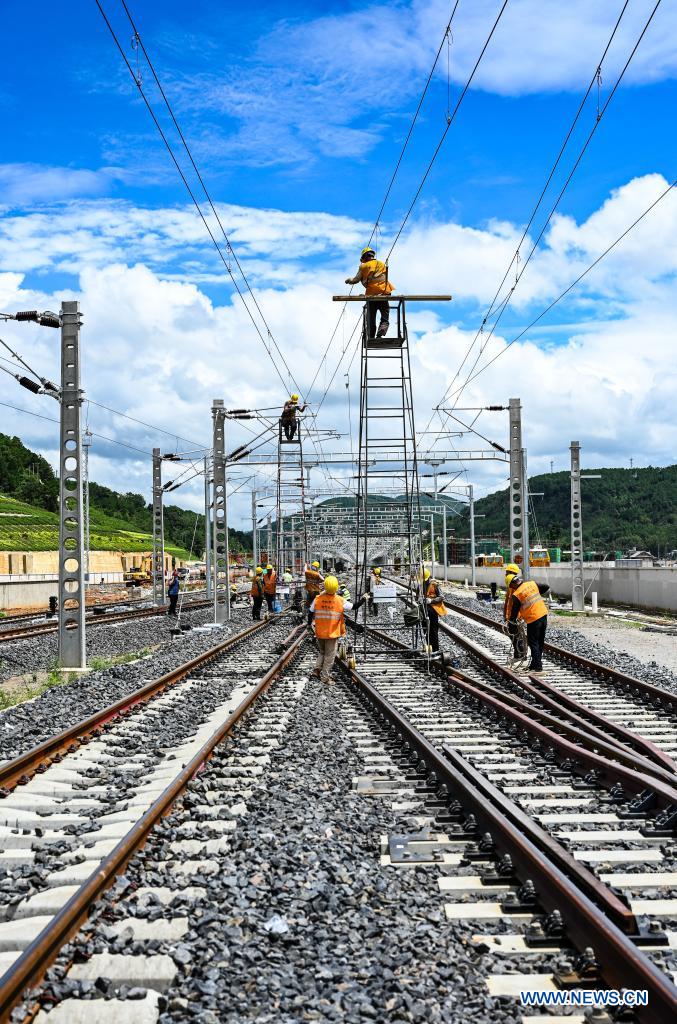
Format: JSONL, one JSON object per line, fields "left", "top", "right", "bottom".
{"left": 463, "top": 465, "right": 677, "bottom": 554}
{"left": 0, "top": 433, "right": 251, "bottom": 556}
{"left": 0, "top": 493, "right": 192, "bottom": 558}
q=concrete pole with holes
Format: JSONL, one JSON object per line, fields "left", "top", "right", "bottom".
{"left": 508, "top": 398, "right": 525, "bottom": 567}
{"left": 58, "top": 301, "right": 86, "bottom": 668}
{"left": 152, "top": 449, "right": 165, "bottom": 607}
{"left": 521, "top": 448, "right": 531, "bottom": 582}
{"left": 570, "top": 441, "right": 585, "bottom": 611}
{"left": 212, "top": 400, "right": 230, "bottom": 622}
{"left": 442, "top": 504, "right": 447, "bottom": 582}
{"left": 469, "top": 484, "right": 477, "bottom": 588}
{"left": 251, "top": 489, "right": 258, "bottom": 568}
{"left": 203, "top": 455, "right": 212, "bottom": 599}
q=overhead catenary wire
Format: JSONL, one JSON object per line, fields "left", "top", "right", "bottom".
{"left": 117, "top": 0, "right": 297, "bottom": 393}
{"left": 444, "top": 0, "right": 664, "bottom": 411}
{"left": 306, "top": 0, "right": 509, "bottom": 452}
{"left": 438, "top": 0, "right": 633, "bottom": 409}
{"left": 444, "top": 177, "right": 676, "bottom": 399}
{"left": 94, "top": 0, "right": 297, "bottom": 398}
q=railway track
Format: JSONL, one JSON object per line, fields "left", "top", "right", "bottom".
{"left": 0, "top": 589, "right": 208, "bottom": 629}
{"left": 0, "top": 595, "right": 212, "bottom": 644}
{"left": 1, "top": 588, "right": 676, "bottom": 1021}
{"left": 0, "top": 611, "right": 306, "bottom": 1020}
{"left": 336, "top": 612, "right": 677, "bottom": 1020}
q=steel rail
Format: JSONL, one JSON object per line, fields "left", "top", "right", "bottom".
{"left": 438, "top": 616, "right": 677, "bottom": 778}
{"left": 388, "top": 577, "right": 677, "bottom": 775}
{"left": 444, "top": 659, "right": 677, "bottom": 790}
{"left": 355, "top": 619, "right": 677, "bottom": 808}
{"left": 0, "top": 624, "right": 308, "bottom": 1022}
{"left": 337, "top": 658, "right": 677, "bottom": 1021}
{"left": 445, "top": 597, "right": 677, "bottom": 715}
{"left": 0, "top": 589, "right": 209, "bottom": 626}
{"left": 0, "top": 599, "right": 213, "bottom": 643}
{"left": 0, "top": 616, "right": 274, "bottom": 791}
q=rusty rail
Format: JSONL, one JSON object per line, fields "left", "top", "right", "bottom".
{"left": 338, "top": 657, "right": 677, "bottom": 1022}
{"left": 0, "top": 625, "right": 308, "bottom": 1021}
{"left": 0, "top": 616, "right": 273, "bottom": 791}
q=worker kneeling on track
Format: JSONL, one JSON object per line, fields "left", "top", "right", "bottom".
{"left": 423, "top": 569, "right": 447, "bottom": 653}
{"left": 308, "top": 575, "right": 353, "bottom": 683}
{"left": 504, "top": 563, "right": 550, "bottom": 675}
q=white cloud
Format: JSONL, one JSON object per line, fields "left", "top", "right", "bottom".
{"left": 0, "top": 164, "right": 126, "bottom": 208}
{"left": 0, "top": 173, "right": 675, "bottom": 519}
{"left": 157, "top": 0, "right": 677, "bottom": 169}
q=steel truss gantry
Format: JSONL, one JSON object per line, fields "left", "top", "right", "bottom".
{"left": 331, "top": 293, "right": 452, "bottom": 656}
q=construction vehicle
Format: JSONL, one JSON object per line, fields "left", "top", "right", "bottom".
{"left": 123, "top": 555, "right": 152, "bottom": 586}
{"left": 515, "top": 548, "right": 551, "bottom": 568}
{"left": 475, "top": 553, "right": 504, "bottom": 568}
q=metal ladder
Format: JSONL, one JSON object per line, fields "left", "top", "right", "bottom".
{"left": 275, "top": 413, "right": 309, "bottom": 574}
{"left": 354, "top": 297, "right": 428, "bottom": 656}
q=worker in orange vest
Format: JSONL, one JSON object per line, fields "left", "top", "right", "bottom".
{"left": 305, "top": 560, "right": 323, "bottom": 608}
{"left": 280, "top": 394, "right": 307, "bottom": 441}
{"left": 250, "top": 566, "right": 264, "bottom": 621}
{"left": 263, "top": 563, "right": 277, "bottom": 613}
{"left": 308, "top": 575, "right": 353, "bottom": 683}
{"left": 423, "top": 569, "right": 447, "bottom": 653}
{"left": 345, "top": 246, "right": 395, "bottom": 339}
{"left": 504, "top": 563, "right": 550, "bottom": 674}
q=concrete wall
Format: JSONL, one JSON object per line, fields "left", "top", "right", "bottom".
{"left": 0, "top": 579, "right": 59, "bottom": 610}
{"left": 435, "top": 563, "right": 677, "bottom": 613}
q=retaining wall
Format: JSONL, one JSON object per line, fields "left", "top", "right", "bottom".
{"left": 436, "top": 563, "right": 677, "bottom": 613}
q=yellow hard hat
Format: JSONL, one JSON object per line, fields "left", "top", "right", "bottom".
{"left": 373, "top": 566, "right": 381, "bottom": 575}
{"left": 361, "top": 246, "right": 375, "bottom": 259}
{"left": 423, "top": 568, "right": 431, "bottom": 580}
{"left": 505, "top": 563, "right": 520, "bottom": 576}
{"left": 266, "top": 564, "right": 273, "bottom": 570}
{"left": 312, "top": 561, "right": 320, "bottom": 569}
{"left": 255, "top": 566, "right": 263, "bottom": 574}
{"left": 324, "top": 575, "right": 339, "bottom": 594}
{"left": 291, "top": 394, "right": 299, "bottom": 402}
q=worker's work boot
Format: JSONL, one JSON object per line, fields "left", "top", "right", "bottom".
{"left": 376, "top": 322, "right": 389, "bottom": 338}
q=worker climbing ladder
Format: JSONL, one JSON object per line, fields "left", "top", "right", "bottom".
{"left": 275, "top": 406, "right": 309, "bottom": 573}
{"left": 333, "top": 292, "right": 451, "bottom": 659}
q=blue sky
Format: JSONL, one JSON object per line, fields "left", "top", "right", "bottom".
{"left": 0, "top": 0, "right": 676, "bottom": 524}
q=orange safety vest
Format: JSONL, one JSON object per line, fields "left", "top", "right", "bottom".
{"left": 359, "top": 259, "right": 395, "bottom": 296}
{"left": 305, "top": 569, "right": 322, "bottom": 596}
{"left": 426, "top": 580, "right": 448, "bottom": 616}
{"left": 250, "top": 577, "right": 263, "bottom": 598}
{"left": 263, "top": 570, "right": 277, "bottom": 595}
{"left": 512, "top": 580, "right": 547, "bottom": 624}
{"left": 312, "top": 593, "right": 345, "bottom": 639}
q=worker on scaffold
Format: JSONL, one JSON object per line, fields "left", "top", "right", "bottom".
{"left": 368, "top": 565, "right": 383, "bottom": 617}
{"left": 280, "top": 394, "right": 307, "bottom": 441}
{"left": 503, "top": 563, "right": 550, "bottom": 675}
{"left": 345, "top": 247, "right": 394, "bottom": 339}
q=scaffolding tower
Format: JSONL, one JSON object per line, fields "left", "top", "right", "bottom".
{"left": 275, "top": 410, "right": 309, "bottom": 572}
{"left": 335, "top": 293, "right": 451, "bottom": 656}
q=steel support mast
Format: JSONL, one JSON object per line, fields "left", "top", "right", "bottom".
{"left": 570, "top": 440, "right": 584, "bottom": 611}
{"left": 152, "top": 449, "right": 165, "bottom": 607}
{"left": 203, "top": 455, "right": 212, "bottom": 598}
{"left": 508, "top": 398, "right": 526, "bottom": 567}
{"left": 57, "top": 301, "right": 86, "bottom": 669}
{"left": 212, "top": 399, "right": 230, "bottom": 622}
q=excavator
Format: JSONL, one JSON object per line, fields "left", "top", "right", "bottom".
{"left": 123, "top": 554, "right": 152, "bottom": 586}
